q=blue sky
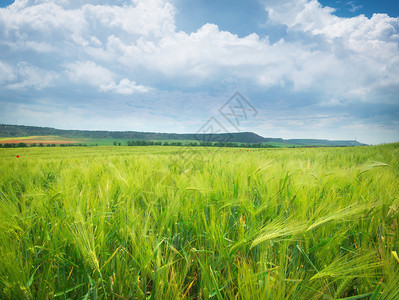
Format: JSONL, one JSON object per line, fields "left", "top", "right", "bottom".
{"left": 0, "top": 0, "right": 398, "bottom": 144}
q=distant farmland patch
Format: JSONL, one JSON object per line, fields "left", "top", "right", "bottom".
{"left": 0, "top": 135, "right": 81, "bottom": 145}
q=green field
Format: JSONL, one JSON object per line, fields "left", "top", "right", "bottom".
{"left": 0, "top": 144, "right": 398, "bottom": 299}
{"left": 0, "top": 136, "right": 269, "bottom": 147}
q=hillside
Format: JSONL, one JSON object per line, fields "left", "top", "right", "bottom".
{"left": 0, "top": 124, "right": 366, "bottom": 146}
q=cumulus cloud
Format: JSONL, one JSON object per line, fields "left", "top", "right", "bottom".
{"left": 0, "top": 0, "right": 175, "bottom": 49}
{"left": 1, "top": 61, "right": 58, "bottom": 90}
{"left": 0, "top": 61, "right": 15, "bottom": 83}
{"left": 1, "top": 0, "right": 397, "bottom": 100}
{"left": 65, "top": 60, "right": 150, "bottom": 94}
{"left": 83, "top": 0, "right": 176, "bottom": 37}
{"left": 101, "top": 79, "right": 151, "bottom": 94}
{"left": 65, "top": 61, "right": 114, "bottom": 87}
{"left": 97, "top": 1, "right": 398, "bottom": 105}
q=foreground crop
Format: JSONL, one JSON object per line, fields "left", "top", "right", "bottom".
{"left": 0, "top": 145, "right": 398, "bottom": 299}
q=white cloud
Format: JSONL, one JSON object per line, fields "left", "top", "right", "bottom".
{"left": 101, "top": 78, "right": 151, "bottom": 94}
{"left": 0, "top": 61, "right": 15, "bottom": 83}
{"left": 261, "top": 0, "right": 399, "bottom": 101}
{"left": 0, "top": 1, "right": 86, "bottom": 41}
{"left": 2, "top": 0, "right": 397, "bottom": 100}
{"left": 65, "top": 60, "right": 150, "bottom": 94}
{"left": 347, "top": 1, "right": 362, "bottom": 13}
{"left": 97, "top": 4, "right": 396, "bottom": 105}
{"left": 5, "top": 62, "right": 58, "bottom": 90}
{"left": 83, "top": 0, "right": 176, "bottom": 37}
{"left": 0, "top": 0, "right": 175, "bottom": 52}
{"left": 265, "top": 0, "right": 399, "bottom": 58}
{"left": 65, "top": 61, "right": 114, "bottom": 86}
{"left": 265, "top": 0, "right": 337, "bottom": 30}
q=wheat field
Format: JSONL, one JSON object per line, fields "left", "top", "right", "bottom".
{"left": 0, "top": 144, "right": 398, "bottom": 299}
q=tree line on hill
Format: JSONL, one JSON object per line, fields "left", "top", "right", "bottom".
{"left": 125, "top": 140, "right": 276, "bottom": 148}
{"left": 0, "top": 124, "right": 366, "bottom": 146}
{"left": 0, "top": 124, "right": 266, "bottom": 143}
{"left": 1, "top": 141, "right": 276, "bottom": 148}
{"left": 0, "top": 143, "right": 91, "bottom": 148}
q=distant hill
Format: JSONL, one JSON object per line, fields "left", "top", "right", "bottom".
{"left": 285, "top": 139, "right": 363, "bottom": 147}
{"left": 0, "top": 124, "right": 366, "bottom": 146}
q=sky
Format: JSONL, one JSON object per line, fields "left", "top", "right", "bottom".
{"left": 0, "top": 0, "right": 398, "bottom": 144}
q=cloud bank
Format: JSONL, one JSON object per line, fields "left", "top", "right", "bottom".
{"left": 0, "top": 0, "right": 398, "bottom": 143}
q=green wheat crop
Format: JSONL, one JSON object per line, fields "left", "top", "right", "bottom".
{"left": 0, "top": 144, "right": 398, "bottom": 299}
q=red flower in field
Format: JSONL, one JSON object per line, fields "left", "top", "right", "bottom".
{"left": 16, "top": 155, "right": 20, "bottom": 158}
{"left": 247, "top": 149, "right": 249, "bottom": 152}
{"left": 226, "top": 150, "right": 228, "bottom": 153}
